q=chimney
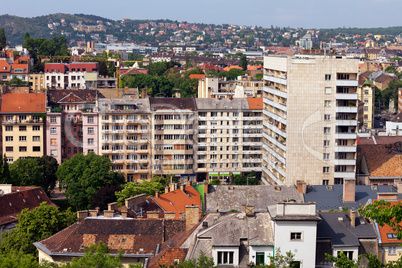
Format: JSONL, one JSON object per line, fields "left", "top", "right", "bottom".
{"left": 203, "top": 180, "right": 209, "bottom": 194}
{"left": 185, "top": 206, "right": 199, "bottom": 231}
{"left": 155, "top": 191, "right": 160, "bottom": 199}
{"left": 165, "top": 186, "right": 170, "bottom": 193}
{"left": 343, "top": 179, "right": 356, "bottom": 203}
{"left": 180, "top": 184, "right": 186, "bottom": 192}
{"left": 246, "top": 205, "right": 255, "bottom": 217}
{"left": 104, "top": 210, "right": 114, "bottom": 217}
{"left": 142, "top": 88, "right": 147, "bottom": 98}
{"left": 121, "top": 210, "right": 128, "bottom": 218}
{"left": 164, "top": 211, "right": 176, "bottom": 220}
{"left": 296, "top": 180, "right": 306, "bottom": 194}
{"left": 108, "top": 202, "right": 118, "bottom": 212}
{"left": 242, "top": 204, "right": 246, "bottom": 213}
{"left": 88, "top": 210, "right": 98, "bottom": 217}
{"left": 377, "top": 192, "right": 398, "bottom": 200}
{"left": 175, "top": 91, "right": 181, "bottom": 98}
{"left": 170, "top": 183, "right": 177, "bottom": 192}
{"left": 350, "top": 210, "right": 356, "bottom": 227}
{"left": 95, "top": 207, "right": 101, "bottom": 215}
{"left": 179, "top": 212, "right": 186, "bottom": 220}
{"left": 147, "top": 211, "right": 159, "bottom": 219}
{"left": 77, "top": 211, "right": 88, "bottom": 220}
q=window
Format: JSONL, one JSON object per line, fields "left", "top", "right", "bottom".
{"left": 365, "top": 90, "right": 369, "bottom": 95}
{"left": 335, "top": 178, "right": 344, "bottom": 185}
{"left": 74, "top": 147, "right": 77, "bottom": 154}
{"left": 323, "top": 153, "right": 330, "bottom": 160}
{"left": 19, "top": 136, "right": 27, "bottom": 142}
{"left": 19, "top": 126, "right": 27, "bottom": 131}
{"left": 7, "top": 158, "right": 13, "bottom": 163}
{"left": 290, "top": 232, "right": 302, "bottom": 240}
{"left": 50, "top": 150, "right": 57, "bottom": 157}
{"left": 88, "top": 138, "right": 94, "bottom": 145}
{"left": 33, "top": 125, "right": 40, "bottom": 131}
{"left": 323, "top": 180, "right": 329, "bottom": 185}
{"left": 32, "top": 146, "right": 40, "bottom": 152}
{"left": 51, "top": 139, "right": 57, "bottom": 145}
{"left": 387, "top": 233, "right": 398, "bottom": 239}
{"left": 324, "top": 114, "right": 331, "bottom": 121}
{"left": 324, "top": 127, "right": 330, "bottom": 134}
{"left": 364, "top": 98, "right": 369, "bottom": 103}
{"left": 323, "top": 166, "right": 330, "bottom": 173}
{"left": 141, "top": 174, "right": 148, "bottom": 180}
{"left": 324, "top": 140, "right": 330, "bottom": 147}
{"left": 389, "top": 246, "right": 397, "bottom": 255}
{"left": 324, "top": 100, "right": 331, "bottom": 107}
{"left": 325, "top": 74, "right": 331, "bottom": 80}
{"left": 50, "top": 116, "right": 57, "bottom": 123}
{"left": 19, "top": 115, "right": 26, "bottom": 121}
{"left": 50, "top": 127, "right": 57, "bottom": 134}
{"left": 5, "top": 126, "right": 13, "bottom": 131}
{"left": 364, "top": 106, "right": 368, "bottom": 111}
{"left": 33, "top": 136, "right": 40, "bottom": 141}
{"left": 217, "top": 251, "right": 234, "bottom": 265}
{"left": 88, "top": 127, "right": 94, "bottom": 134}
{"left": 87, "top": 116, "right": 94, "bottom": 123}
{"left": 5, "top": 146, "right": 13, "bottom": 152}
{"left": 337, "top": 251, "right": 353, "bottom": 260}
{"left": 325, "top": 87, "right": 331, "bottom": 94}
{"left": 19, "top": 146, "right": 27, "bottom": 152}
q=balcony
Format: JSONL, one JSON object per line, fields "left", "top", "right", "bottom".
{"left": 262, "top": 143, "right": 286, "bottom": 165}
{"left": 263, "top": 132, "right": 286, "bottom": 151}
{"left": 263, "top": 74, "right": 287, "bottom": 85}
{"left": 263, "top": 109, "right": 287, "bottom": 125}
{"left": 263, "top": 98, "right": 287, "bottom": 112}
{"left": 336, "top": 93, "right": 358, "bottom": 100}
{"left": 334, "top": 159, "right": 356, "bottom": 166}
{"left": 263, "top": 121, "right": 287, "bottom": 138}
{"left": 334, "top": 172, "right": 355, "bottom": 178}
{"left": 263, "top": 86, "right": 287, "bottom": 99}
{"left": 336, "top": 107, "right": 358, "bottom": 113}
{"left": 335, "top": 120, "right": 358, "bottom": 126}
{"left": 262, "top": 166, "right": 284, "bottom": 185}
{"left": 336, "top": 80, "right": 358, "bottom": 87}
{"left": 335, "top": 133, "right": 357, "bottom": 140}
{"left": 335, "top": 146, "right": 357, "bottom": 153}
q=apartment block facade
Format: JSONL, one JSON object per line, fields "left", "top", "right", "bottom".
{"left": 150, "top": 98, "right": 196, "bottom": 182}
{"left": 262, "top": 53, "right": 359, "bottom": 186}
{"left": 98, "top": 98, "right": 152, "bottom": 182}
{"left": 357, "top": 79, "right": 375, "bottom": 129}
{"left": 46, "top": 90, "right": 103, "bottom": 164}
{"left": 195, "top": 98, "right": 263, "bottom": 182}
{"left": 0, "top": 93, "right": 46, "bottom": 163}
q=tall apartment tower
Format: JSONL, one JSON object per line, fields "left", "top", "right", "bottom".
{"left": 262, "top": 53, "right": 359, "bottom": 186}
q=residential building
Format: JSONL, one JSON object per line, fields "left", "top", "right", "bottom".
{"left": 44, "top": 62, "right": 99, "bottom": 89}
{"left": 195, "top": 98, "right": 263, "bottom": 182}
{"left": 28, "top": 73, "right": 46, "bottom": 91}
{"left": 46, "top": 90, "right": 103, "bottom": 164}
{"left": 234, "top": 75, "right": 263, "bottom": 98}
{"left": 385, "top": 113, "right": 402, "bottom": 135}
{"left": 1, "top": 93, "right": 46, "bottom": 162}
{"left": 34, "top": 209, "right": 187, "bottom": 267}
{"left": 357, "top": 77, "right": 375, "bottom": 130}
{"left": 0, "top": 60, "right": 10, "bottom": 82}
{"left": 98, "top": 98, "right": 151, "bottom": 182}
{"left": 10, "top": 63, "right": 29, "bottom": 81}
{"left": 262, "top": 53, "right": 359, "bottom": 186}
{"left": 150, "top": 98, "right": 196, "bottom": 182}
{"left": 0, "top": 185, "right": 56, "bottom": 237}
{"left": 198, "top": 76, "right": 236, "bottom": 99}
{"left": 316, "top": 211, "right": 377, "bottom": 267}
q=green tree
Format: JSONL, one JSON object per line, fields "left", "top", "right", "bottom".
{"left": 91, "top": 185, "right": 123, "bottom": 211}
{"left": 161, "top": 251, "right": 216, "bottom": 268}
{"left": 255, "top": 72, "right": 263, "bottom": 80}
{"left": 267, "top": 248, "right": 298, "bottom": 268}
{"left": 65, "top": 242, "right": 123, "bottom": 268}
{"left": 0, "top": 28, "right": 6, "bottom": 51}
{"left": 57, "top": 153, "right": 125, "bottom": 210}
{"left": 0, "top": 154, "right": 11, "bottom": 183}
{"left": 0, "top": 250, "right": 41, "bottom": 268}
{"left": 0, "top": 202, "right": 76, "bottom": 256}
{"left": 231, "top": 171, "right": 260, "bottom": 185}
{"left": 116, "top": 181, "right": 165, "bottom": 206}
{"left": 325, "top": 251, "right": 360, "bottom": 268}
{"left": 240, "top": 54, "right": 248, "bottom": 71}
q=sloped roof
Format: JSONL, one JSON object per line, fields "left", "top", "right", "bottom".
{"left": 374, "top": 73, "right": 397, "bottom": 83}
{"left": 247, "top": 97, "right": 263, "bottom": 110}
{"left": 47, "top": 90, "right": 104, "bottom": 103}
{"left": 360, "top": 71, "right": 373, "bottom": 79}
{"left": 304, "top": 185, "right": 402, "bottom": 211}
{"left": 222, "top": 65, "right": 242, "bottom": 72}
{"left": 0, "top": 60, "right": 10, "bottom": 73}
{"left": 360, "top": 143, "right": 402, "bottom": 177}
{"left": 35, "top": 217, "right": 185, "bottom": 256}
{"left": 371, "top": 200, "right": 402, "bottom": 244}
{"left": 150, "top": 97, "right": 197, "bottom": 111}
{"left": 189, "top": 74, "right": 206, "bottom": 80}
{"left": 151, "top": 186, "right": 201, "bottom": 219}
{"left": 0, "top": 187, "right": 56, "bottom": 226}
{"left": 206, "top": 185, "right": 303, "bottom": 212}
{"left": 0, "top": 93, "right": 46, "bottom": 113}
{"left": 196, "top": 98, "right": 249, "bottom": 110}
{"left": 317, "top": 212, "right": 376, "bottom": 246}
{"left": 10, "top": 63, "right": 29, "bottom": 74}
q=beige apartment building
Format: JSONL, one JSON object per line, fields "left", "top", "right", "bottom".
{"left": 262, "top": 53, "right": 359, "bottom": 186}
{"left": 98, "top": 98, "right": 151, "bottom": 182}
{"left": 195, "top": 98, "right": 263, "bottom": 182}
{"left": 150, "top": 98, "right": 196, "bottom": 182}
{"left": 0, "top": 93, "right": 46, "bottom": 163}
{"left": 28, "top": 73, "right": 46, "bottom": 92}
{"left": 357, "top": 78, "right": 375, "bottom": 129}
{"left": 234, "top": 75, "right": 263, "bottom": 98}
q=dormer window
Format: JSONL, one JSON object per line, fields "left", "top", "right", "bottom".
{"left": 3, "top": 67, "right": 7, "bottom": 70}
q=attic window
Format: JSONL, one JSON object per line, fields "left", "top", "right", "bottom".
{"left": 170, "top": 202, "right": 174, "bottom": 205}
{"left": 37, "top": 195, "right": 41, "bottom": 199}
{"left": 23, "top": 199, "right": 26, "bottom": 203}
{"left": 326, "top": 186, "right": 333, "bottom": 191}
{"left": 371, "top": 185, "right": 378, "bottom": 191}
{"left": 139, "top": 248, "right": 144, "bottom": 252}
{"left": 63, "top": 248, "right": 68, "bottom": 252}
{"left": 80, "top": 245, "right": 85, "bottom": 250}
{"left": 387, "top": 233, "right": 398, "bottom": 239}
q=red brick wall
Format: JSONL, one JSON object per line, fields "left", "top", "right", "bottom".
{"left": 152, "top": 248, "right": 187, "bottom": 268}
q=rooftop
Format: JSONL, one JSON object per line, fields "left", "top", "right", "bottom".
{"left": 0, "top": 93, "right": 46, "bottom": 113}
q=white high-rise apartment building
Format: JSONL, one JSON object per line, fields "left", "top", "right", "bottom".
{"left": 262, "top": 53, "right": 359, "bottom": 186}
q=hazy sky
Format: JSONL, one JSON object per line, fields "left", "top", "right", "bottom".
{"left": 2, "top": 0, "right": 401, "bottom": 29}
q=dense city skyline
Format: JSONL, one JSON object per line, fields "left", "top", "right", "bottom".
{"left": 2, "top": 0, "right": 402, "bottom": 29}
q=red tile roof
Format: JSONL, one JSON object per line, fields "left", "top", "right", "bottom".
{"left": 0, "top": 93, "right": 46, "bottom": 113}
{"left": 0, "top": 187, "right": 56, "bottom": 226}
{"left": 45, "top": 63, "right": 66, "bottom": 73}
{"left": 247, "top": 97, "right": 263, "bottom": 110}
{"left": 0, "top": 60, "right": 9, "bottom": 73}
{"left": 189, "top": 74, "right": 206, "bottom": 80}
{"left": 10, "top": 63, "right": 29, "bottom": 74}
{"left": 222, "top": 65, "right": 242, "bottom": 72}
{"left": 151, "top": 186, "right": 201, "bottom": 219}
{"left": 360, "top": 143, "right": 402, "bottom": 177}
{"left": 373, "top": 200, "right": 402, "bottom": 244}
